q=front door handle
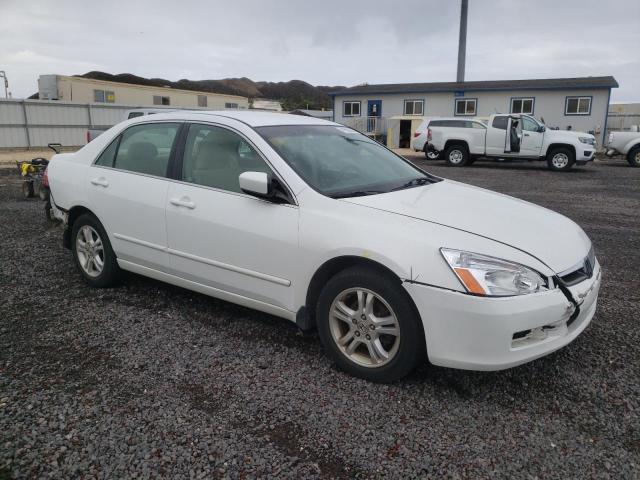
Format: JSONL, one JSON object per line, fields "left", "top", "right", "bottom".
{"left": 523, "top": 133, "right": 530, "bottom": 137}
{"left": 169, "top": 196, "right": 196, "bottom": 209}
{"left": 90, "top": 177, "right": 109, "bottom": 187}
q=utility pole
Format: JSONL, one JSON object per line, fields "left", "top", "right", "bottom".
{"left": 456, "top": 0, "right": 468, "bottom": 83}
{"left": 0, "top": 71, "right": 8, "bottom": 98}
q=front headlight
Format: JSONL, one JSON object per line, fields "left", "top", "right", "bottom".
{"left": 579, "top": 136, "right": 595, "bottom": 145}
{"left": 440, "top": 248, "right": 549, "bottom": 296}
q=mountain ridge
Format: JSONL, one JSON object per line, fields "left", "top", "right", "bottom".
{"left": 76, "top": 71, "right": 345, "bottom": 110}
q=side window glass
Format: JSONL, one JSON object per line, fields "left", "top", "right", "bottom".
{"left": 181, "top": 124, "right": 274, "bottom": 193}
{"left": 94, "top": 137, "right": 119, "bottom": 167}
{"left": 522, "top": 117, "right": 538, "bottom": 132}
{"left": 113, "top": 123, "right": 180, "bottom": 177}
{"left": 492, "top": 116, "right": 508, "bottom": 130}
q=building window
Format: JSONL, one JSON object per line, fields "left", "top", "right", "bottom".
{"left": 224, "top": 102, "right": 239, "bottom": 109}
{"left": 455, "top": 98, "right": 476, "bottom": 116}
{"left": 153, "top": 95, "right": 170, "bottom": 106}
{"left": 565, "top": 96, "right": 591, "bottom": 115}
{"left": 94, "top": 89, "right": 115, "bottom": 103}
{"left": 197, "top": 95, "right": 207, "bottom": 107}
{"left": 343, "top": 101, "right": 361, "bottom": 117}
{"left": 404, "top": 99, "right": 424, "bottom": 115}
{"left": 511, "top": 97, "right": 534, "bottom": 114}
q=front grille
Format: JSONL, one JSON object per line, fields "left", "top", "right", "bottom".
{"left": 559, "top": 246, "right": 595, "bottom": 286}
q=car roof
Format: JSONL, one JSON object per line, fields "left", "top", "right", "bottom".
{"left": 132, "top": 110, "right": 339, "bottom": 127}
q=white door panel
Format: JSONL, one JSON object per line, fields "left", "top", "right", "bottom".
{"left": 166, "top": 183, "right": 299, "bottom": 310}
{"left": 87, "top": 168, "right": 170, "bottom": 270}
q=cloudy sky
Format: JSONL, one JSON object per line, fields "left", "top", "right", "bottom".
{"left": 1, "top": 0, "right": 638, "bottom": 101}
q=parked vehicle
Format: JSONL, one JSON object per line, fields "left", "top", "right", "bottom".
{"left": 48, "top": 111, "right": 600, "bottom": 382}
{"left": 427, "top": 114, "right": 597, "bottom": 171}
{"left": 86, "top": 108, "right": 177, "bottom": 143}
{"left": 411, "top": 117, "right": 446, "bottom": 159}
{"left": 605, "top": 130, "right": 640, "bottom": 167}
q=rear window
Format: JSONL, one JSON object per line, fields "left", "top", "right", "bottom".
{"left": 492, "top": 116, "right": 508, "bottom": 130}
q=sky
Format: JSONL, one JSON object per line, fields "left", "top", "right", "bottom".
{"left": 1, "top": 0, "right": 638, "bottom": 102}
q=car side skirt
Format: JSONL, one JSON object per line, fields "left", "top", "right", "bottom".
{"left": 117, "top": 259, "right": 297, "bottom": 322}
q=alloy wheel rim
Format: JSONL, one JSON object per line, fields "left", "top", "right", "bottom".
{"left": 552, "top": 153, "right": 569, "bottom": 168}
{"left": 635, "top": 151, "right": 640, "bottom": 164}
{"left": 76, "top": 225, "right": 105, "bottom": 277}
{"left": 328, "top": 288, "right": 401, "bottom": 368}
{"left": 449, "top": 150, "right": 463, "bottom": 163}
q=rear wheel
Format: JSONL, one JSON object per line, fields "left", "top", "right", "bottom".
{"left": 71, "top": 214, "right": 121, "bottom": 287}
{"left": 316, "top": 266, "right": 425, "bottom": 382}
{"left": 546, "top": 147, "right": 575, "bottom": 171}
{"left": 445, "top": 144, "right": 469, "bottom": 166}
{"left": 425, "top": 147, "right": 440, "bottom": 160}
{"left": 22, "top": 181, "right": 34, "bottom": 198}
{"left": 627, "top": 146, "right": 640, "bottom": 167}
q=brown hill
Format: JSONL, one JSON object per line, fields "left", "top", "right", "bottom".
{"left": 77, "top": 71, "right": 344, "bottom": 110}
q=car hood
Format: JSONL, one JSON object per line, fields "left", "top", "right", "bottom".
{"left": 343, "top": 180, "right": 591, "bottom": 273}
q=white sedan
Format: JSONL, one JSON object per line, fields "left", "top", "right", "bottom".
{"left": 48, "top": 111, "right": 601, "bottom": 382}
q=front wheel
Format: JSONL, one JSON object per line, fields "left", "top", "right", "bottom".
{"left": 316, "top": 266, "right": 425, "bottom": 382}
{"left": 546, "top": 147, "right": 575, "bottom": 171}
{"left": 445, "top": 144, "right": 469, "bottom": 166}
{"left": 627, "top": 146, "right": 640, "bottom": 167}
{"left": 71, "top": 214, "right": 121, "bottom": 287}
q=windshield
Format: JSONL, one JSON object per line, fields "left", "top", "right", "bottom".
{"left": 256, "top": 125, "right": 438, "bottom": 198}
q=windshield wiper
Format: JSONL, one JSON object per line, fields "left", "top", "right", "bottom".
{"left": 390, "top": 177, "right": 434, "bottom": 192}
{"left": 331, "top": 190, "right": 385, "bottom": 199}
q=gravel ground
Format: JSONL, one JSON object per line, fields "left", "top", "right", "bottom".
{"left": 1, "top": 157, "right": 639, "bottom": 479}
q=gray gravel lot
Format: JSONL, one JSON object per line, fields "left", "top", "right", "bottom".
{"left": 1, "top": 156, "right": 639, "bottom": 479}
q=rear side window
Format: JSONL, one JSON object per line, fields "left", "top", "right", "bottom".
{"left": 127, "top": 112, "right": 144, "bottom": 119}
{"left": 492, "top": 116, "right": 508, "bottom": 130}
{"left": 113, "top": 123, "right": 180, "bottom": 177}
{"left": 95, "top": 137, "right": 120, "bottom": 167}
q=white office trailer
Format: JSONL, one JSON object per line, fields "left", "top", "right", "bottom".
{"left": 330, "top": 77, "right": 618, "bottom": 148}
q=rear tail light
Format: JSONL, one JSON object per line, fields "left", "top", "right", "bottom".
{"left": 427, "top": 128, "right": 432, "bottom": 141}
{"left": 42, "top": 168, "right": 49, "bottom": 187}
{"left": 413, "top": 131, "right": 421, "bottom": 138}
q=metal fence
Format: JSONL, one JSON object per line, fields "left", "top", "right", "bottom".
{"left": 0, "top": 99, "right": 178, "bottom": 149}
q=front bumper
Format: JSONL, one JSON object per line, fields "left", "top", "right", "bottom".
{"left": 404, "top": 261, "right": 601, "bottom": 370}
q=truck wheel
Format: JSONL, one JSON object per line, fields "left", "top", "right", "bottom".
{"left": 424, "top": 147, "right": 440, "bottom": 160}
{"left": 627, "top": 146, "right": 640, "bottom": 167}
{"left": 445, "top": 144, "right": 469, "bottom": 167}
{"left": 546, "top": 147, "right": 575, "bottom": 171}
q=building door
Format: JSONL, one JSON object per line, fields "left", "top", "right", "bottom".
{"left": 399, "top": 120, "right": 412, "bottom": 148}
{"left": 367, "top": 100, "right": 382, "bottom": 132}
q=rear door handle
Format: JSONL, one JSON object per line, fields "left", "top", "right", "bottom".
{"left": 90, "top": 177, "right": 109, "bottom": 187}
{"left": 169, "top": 196, "right": 196, "bottom": 209}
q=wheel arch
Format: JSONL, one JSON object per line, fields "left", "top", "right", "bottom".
{"left": 443, "top": 139, "right": 469, "bottom": 152}
{"left": 63, "top": 205, "right": 98, "bottom": 249}
{"left": 546, "top": 143, "right": 576, "bottom": 158}
{"left": 300, "top": 255, "right": 416, "bottom": 331}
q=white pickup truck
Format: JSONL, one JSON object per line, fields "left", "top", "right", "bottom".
{"left": 426, "top": 114, "right": 597, "bottom": 171}
{"left": 605, "top": 130, "right": 640, "bottom": 167}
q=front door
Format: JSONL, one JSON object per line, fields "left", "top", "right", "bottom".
{"left": 367, "top": 100, "right": 382, "bottom": 132}
{"left": 165, "top": 123, "right": 299, "bottom": 311}
{"left": 87, "top": 122, "right": 181, "bottom": 271}
{"left": 519, "top": 116, "right": 544, "bottom": 157}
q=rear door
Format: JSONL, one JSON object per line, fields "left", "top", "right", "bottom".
{"left": 87, "top": 122, "right": 181, "bottom": 271}
{"left": 486, "top": 115, "right": 516, "bottom": 156}
{"left": 165, "top": 122, "right": 299, "bottom": 311}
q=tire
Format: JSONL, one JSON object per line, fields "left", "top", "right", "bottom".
{"left": 425, "top": 147, "right": 440, "bottom": 160}
{"left": 38, "top": 185, "right": 50, "bottom": 201}
{"left": 71, "top": 213, "right": 121, "bottom": 287}
{"left": 22, "top": 181, "right": 34, "bottom": 198}
{"left": 444, "top": 144, "right": 469, "bottom": 167}
{"left": 316, "top": 266, "right": 425, "bottom": 382}
{"left": 546, "top": 147, "right": 575, "bottom": 171}
{"left": 627, "top": 146, "right": 640, "bottom": 167}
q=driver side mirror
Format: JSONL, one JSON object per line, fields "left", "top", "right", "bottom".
{"left": 538, "top": 125, "right": 546, "bottom": 133}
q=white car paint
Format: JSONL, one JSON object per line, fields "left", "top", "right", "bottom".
{"left": 428, "top": 114, "right": 597, "bottom": 165}
{"left": 48, "top": 111, "right": 600, "bottom": 371}
{"left": 605, "top": 130, "right": 640, "bottom": 165}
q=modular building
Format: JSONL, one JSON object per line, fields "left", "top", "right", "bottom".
{"left": 330, "top": 76, "right": 618, "bottom": 148}
{"left": 37, "top": 74, "right": 249, "bottom": 110}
